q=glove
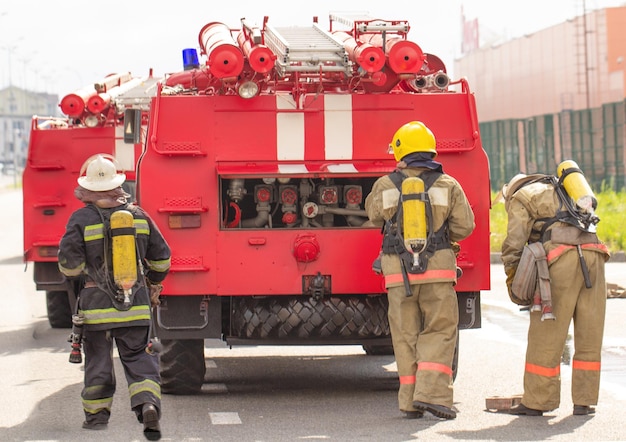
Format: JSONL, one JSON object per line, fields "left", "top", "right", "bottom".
{"left": 451, "top": 241, "right": 461, "bottom": 257}
{"left": 505, "top": 266, "right": 516, "bottom": 296}
{"left": 504, "top": 265, "right": 531, "bottom": 306}
{"left": 147, "top": 280, "right": 163, "bottom": 307}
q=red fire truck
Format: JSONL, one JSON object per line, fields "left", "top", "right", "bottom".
{"left": 121, "top": 13, "right": 491, "bottom": 393}
{"left": 22, "top": 71, "right": 159, "bottom": 327}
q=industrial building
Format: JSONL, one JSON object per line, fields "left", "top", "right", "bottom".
{"left": 455, "top": 5, "right": 626, "bottom": 190}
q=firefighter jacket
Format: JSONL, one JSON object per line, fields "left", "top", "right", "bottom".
{"left": 365, "top": 167, "right": 475, "bottom": 288}
{"left": 501, "top": 180, "right": 610, "bottom": 276}
{"left": 58, "top": 203, "right": 171, "bottom": 331}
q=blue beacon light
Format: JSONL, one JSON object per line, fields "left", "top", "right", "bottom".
{"left": 182, "top": 48, "right": 200, "bottom": 71}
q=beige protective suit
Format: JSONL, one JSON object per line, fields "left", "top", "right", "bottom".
{"left": 365, "top": 166, "right": 475, "bottom": 413}
{"left": 502, "top": 179, "right": 610, "bottom": 411}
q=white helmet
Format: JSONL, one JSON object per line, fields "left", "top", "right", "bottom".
{"left": 77, "top": 154, "right": 126, "bottom": 192}
{"left": 502, "top": 173, "right": 548, "bottom": 200}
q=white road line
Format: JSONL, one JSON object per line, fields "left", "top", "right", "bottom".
{"left": 209, "top": 412, "right": 242, "bottom": 425}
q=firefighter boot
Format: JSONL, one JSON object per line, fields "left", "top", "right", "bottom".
{"left": 141, "top": 403, "right": 161, "bottom": 441}
{"left": 573, "top": 405, "right": 595, "bottom": 416}
{"left": 82, "top": 421, "right": 108, "bottom": 430}
{"left": 509, "top": 403, "right": 543, "bottom": 416}
{"left": 412, "top": 401, "right": 456, "bottom": 420}
{"left": 402, "top": 410, "right": 424, "bottom": 419}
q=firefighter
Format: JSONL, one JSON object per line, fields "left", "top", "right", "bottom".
{"left": 501, "top": 167, "right": 610, "bottom": 416}
{"left": 365, "top": 121, "right": 475, "bottom": 420}
{"left": 58, "top": 154, "right": 171, "bottom": 440}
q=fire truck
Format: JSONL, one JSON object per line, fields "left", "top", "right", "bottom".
{"left": 22, "top": 71, "right": 159, "bottom": 327}
{"left": 121, "top": 13, "right": 491, "bottom": 393}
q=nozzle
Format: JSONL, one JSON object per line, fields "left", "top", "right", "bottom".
{"left": 146, "top": 337, "right": 163, "bottom": 355}
{"left": 541, "top": 306, "right": 556, "bottom": 321}
{"left": 68, "top": 336, "right": 83, "bottom": 364}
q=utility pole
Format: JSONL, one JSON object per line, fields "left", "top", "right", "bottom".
{"left": 583, "top": 0, "right": 590, "bottom": 110}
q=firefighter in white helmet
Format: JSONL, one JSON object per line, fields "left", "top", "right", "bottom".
{"left": 58, "top": 154, "right": 171, "bottom": 440}
{"left": 365, "top": 121, "right": 475, "bottom": 420}
{"left": 501, "top": 163, "right": 609, "bottom": 417}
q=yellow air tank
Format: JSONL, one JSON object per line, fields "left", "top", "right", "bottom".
{"left": 111, "top": 210, "right": 137, "bottom": 306}
{"left": 556, "top": 160, "right": 597, "bottom": 214}
{"left": 402, "top": 177, "right": 427, "bottom": 267}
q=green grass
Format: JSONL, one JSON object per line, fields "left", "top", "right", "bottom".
{"left": 490, "top": 189, "right": 625, "bottom": 253}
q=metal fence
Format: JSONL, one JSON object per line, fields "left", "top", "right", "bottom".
{"left": 481, "top": 100, "right": 626, "bottom": 192}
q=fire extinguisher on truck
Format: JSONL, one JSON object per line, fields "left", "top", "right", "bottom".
{"left": 120, "top": 12, "right": 491, "bottom": 394}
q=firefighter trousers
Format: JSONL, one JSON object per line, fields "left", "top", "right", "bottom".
{"left": 522, "top": 250, "right": 606, "bottom": 411}
{"left": 387, "top": 281, "right": 458, "bottom": 411}
{"left": 81, "top": 326, "right": 161, "bottom": 425}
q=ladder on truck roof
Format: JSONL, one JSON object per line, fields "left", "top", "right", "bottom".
{"left": 264, "top": 23, "right": 351, "bottom": 76}
{"left": 329, "top": 12, "right": 409, "bottom": 34}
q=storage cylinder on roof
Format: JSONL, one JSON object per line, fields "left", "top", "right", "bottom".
{"left": 359, "top": 34, "right": 424, "bottom": 74}
{"left": 199, "top": 22, "right": 245, "bottom": 79}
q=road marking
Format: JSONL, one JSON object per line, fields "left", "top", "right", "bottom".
{"left": 209, "top": 412, "right": 241, "bottom": 425}
{"left": 202, "top": 383, "right": 228, "bottom": 393}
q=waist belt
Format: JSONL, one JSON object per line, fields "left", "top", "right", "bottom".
{"left": 381, "top": 232, "right": 450, "bottom": 254}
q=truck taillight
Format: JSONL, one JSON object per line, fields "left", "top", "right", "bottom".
{"left": 169, "top": 214, "right": 201, "bottom": 229}
{"left": 344, "top": 185, "right": 363, "bottom": 205}
{"left": 38, "top": 246, "right": 59, "bottom": 257}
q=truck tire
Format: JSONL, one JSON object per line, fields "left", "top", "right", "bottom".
{"left": 160, "top": 339, "right": 206, "bottom": 394}
{"left": 362, "top": 344, "right": 394, "bottom": 355}
{"left": 46, "top": 291, "right": 72, "bottom": 328}
{"left": 231, "top": 295, "right": 390, "bottom": 340}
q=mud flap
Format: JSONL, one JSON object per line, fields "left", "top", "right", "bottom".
{"left": 457, "top": 291, "right": 481, "bottom": 329}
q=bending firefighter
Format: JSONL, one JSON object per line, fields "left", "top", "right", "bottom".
{"left": 501, "top": 161, "right": 610, "bottom": 417}
{"left": 365, "top": 121, "right": 475, "bottom": 420}
{"left": 58, "top": 154, "right": 171, "bottom": 440}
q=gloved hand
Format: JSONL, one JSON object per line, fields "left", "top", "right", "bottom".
{"left": 504, "top": 265, "right": 531, "bottom": 306}
{"left": 147, "top": 280, "right": 163, "bottom": 307}
{"left": 451, "top": 241, "right": 461, "bottom": 257}
{"left": 505, "top": 266, "right": 516, "bottom": 295}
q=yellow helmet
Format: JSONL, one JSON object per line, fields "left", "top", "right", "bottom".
{"left": 388, "top": 121, "right": 437, "bottom": 161}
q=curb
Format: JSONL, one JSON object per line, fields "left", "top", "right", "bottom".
{"left": 490, "top": 251, "right": 626, "bottom": 264}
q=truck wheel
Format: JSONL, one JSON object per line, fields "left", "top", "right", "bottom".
{"left": 160, "top": 339, "right": 206, "bottom": 394}
{"left": 362, "top": 344, "right": 395, "bottom": 356}
{"left": 46, "top": 291, "right": 72, "bottom": 328}
{"left": 231, "top": 295, "right": 390, "bottom": 340}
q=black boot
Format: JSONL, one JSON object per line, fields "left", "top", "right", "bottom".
{"left": 573, "top": 405, "right": 595, "bottom": 415}
{"left": 142, "top": 404, "right": 161, "bottom": 441}
{"left": 413, "top": 400, "right": 456, "bottom": 419}
{"left": 509, "top": 403, "right": 543, "bottom": 416}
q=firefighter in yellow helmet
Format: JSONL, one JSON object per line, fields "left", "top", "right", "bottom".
{"left": 501, "top": 163, "right": 610, "bottom": 417}
{"left": 365, "top": 121, "right": 475, "bottom": 420}
{"left": 58, "top": 154, "right": 171, "bottom": 440}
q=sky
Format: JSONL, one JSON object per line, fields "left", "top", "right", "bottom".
{"left": 1, "top": 0, "right": 625, "bottom": 100}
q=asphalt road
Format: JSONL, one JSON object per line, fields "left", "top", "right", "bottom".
{"left": 1, "top": 182, "right": 625, "bottom": 441}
